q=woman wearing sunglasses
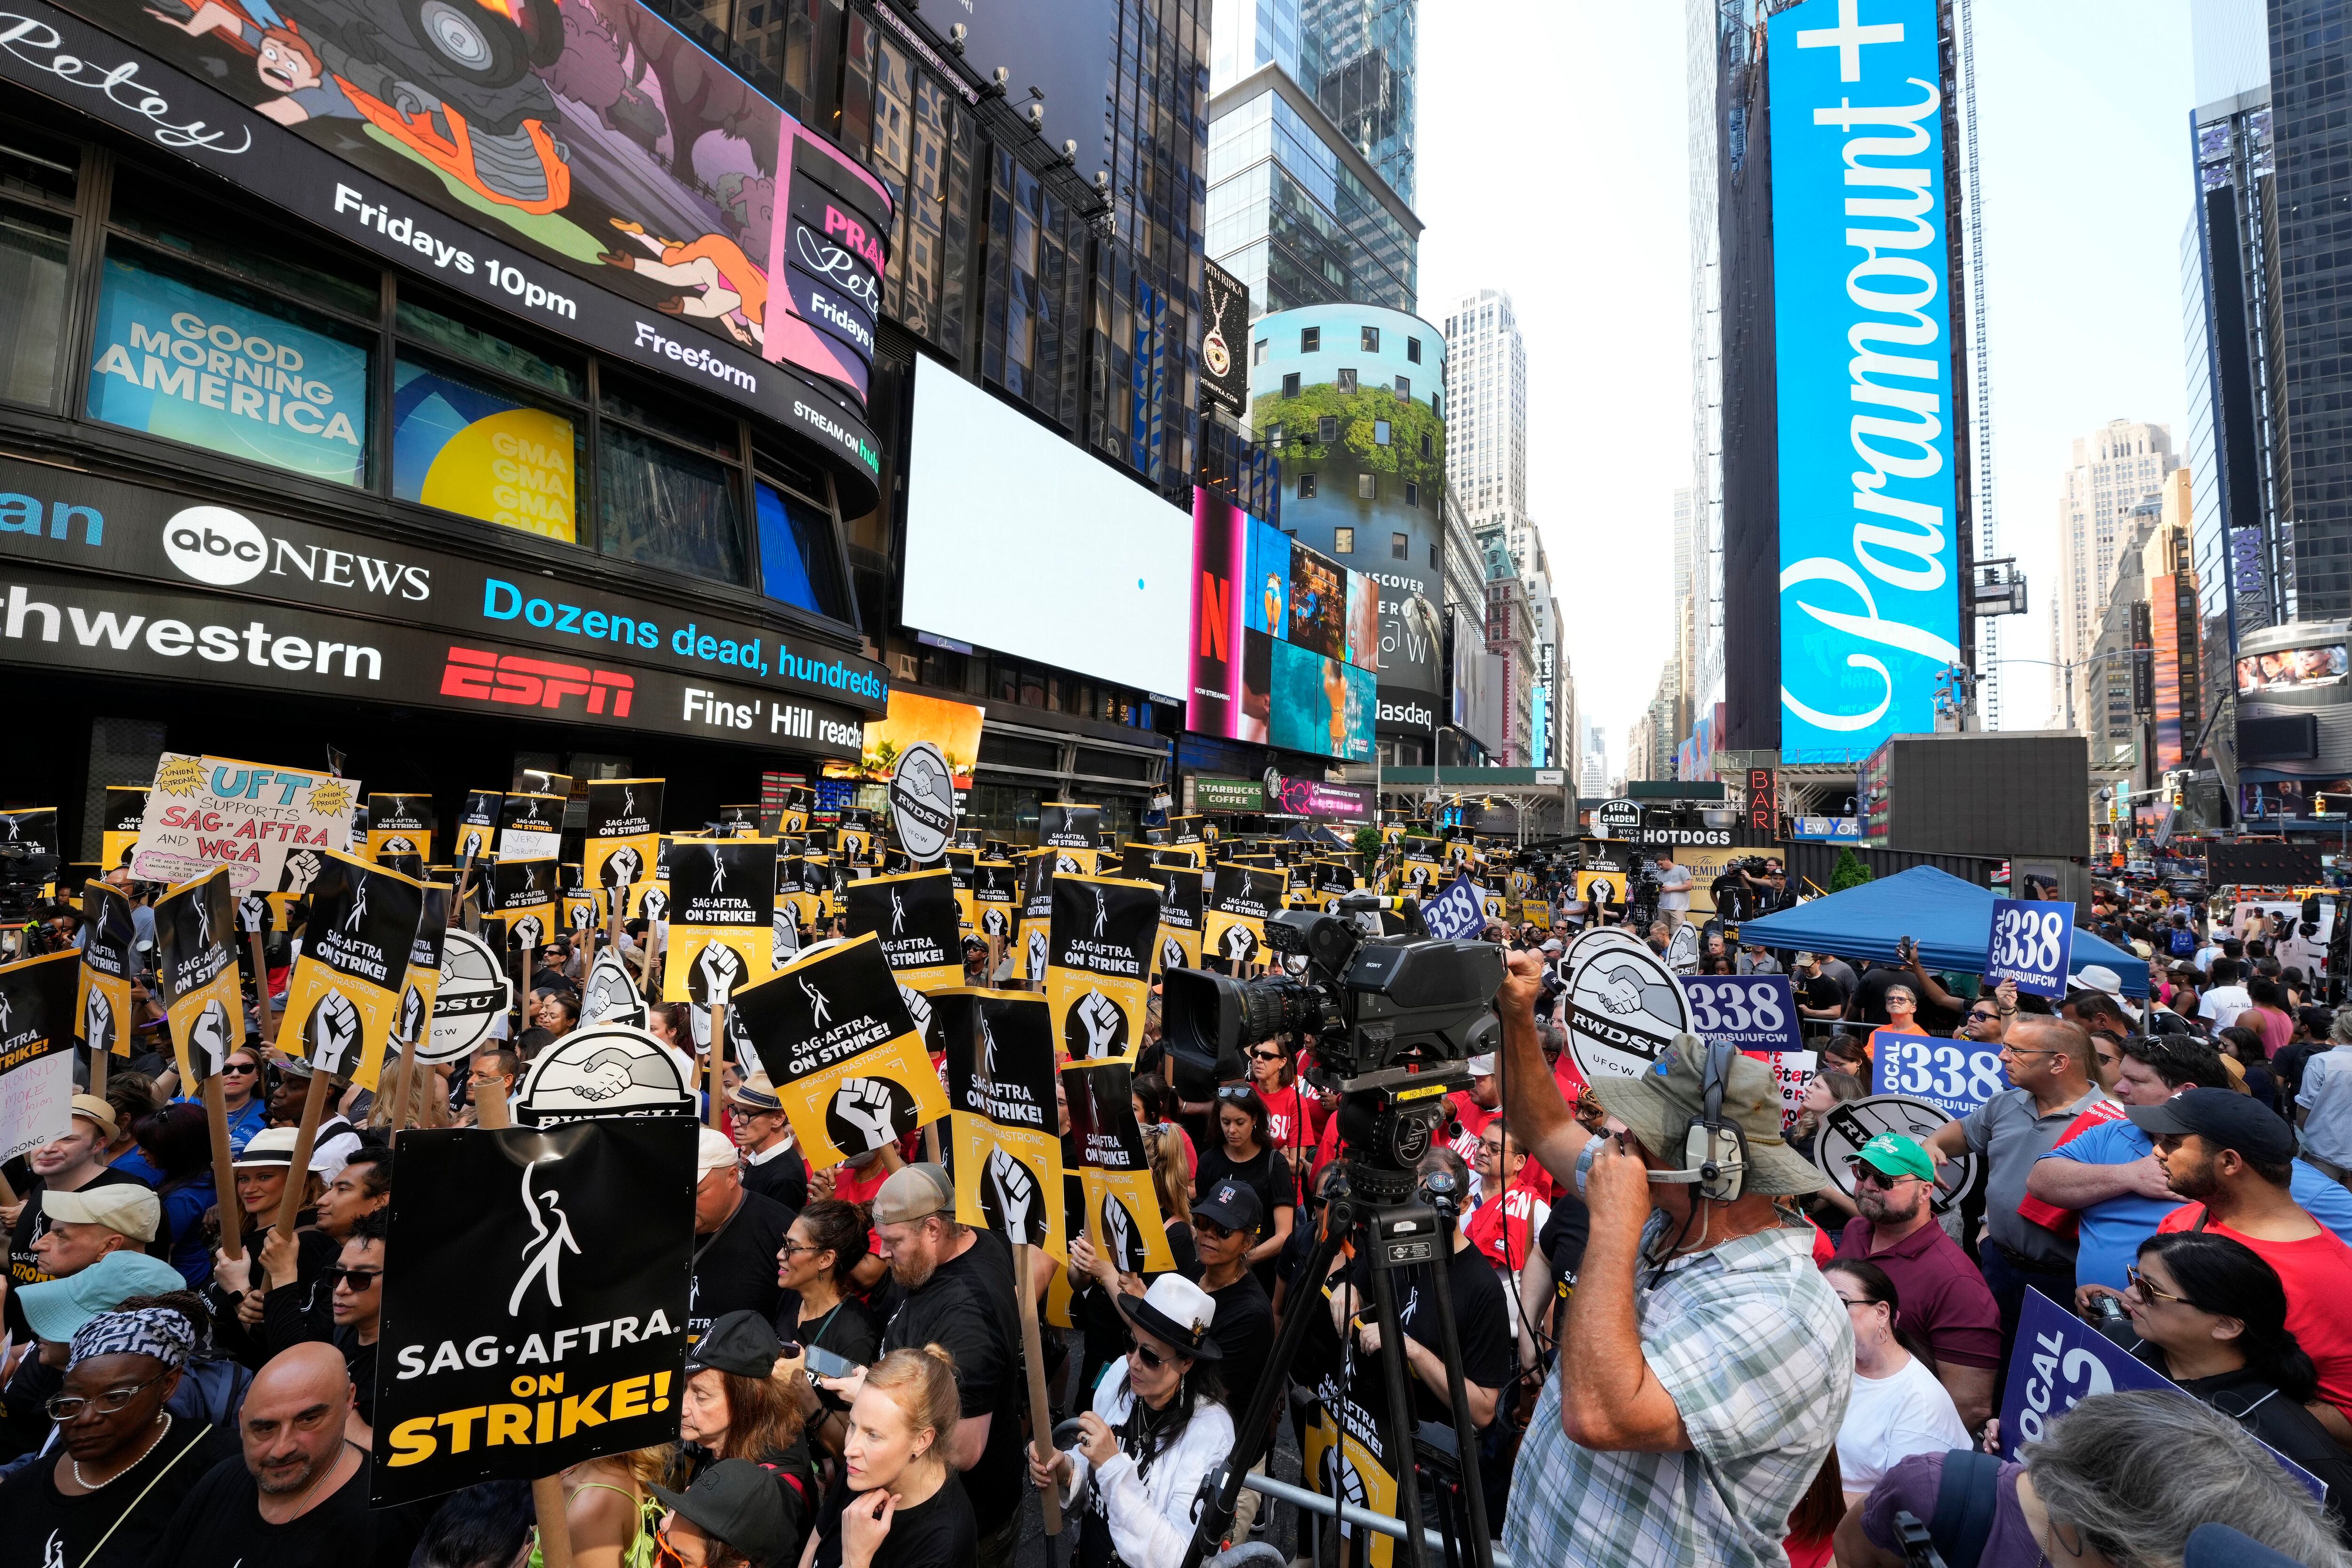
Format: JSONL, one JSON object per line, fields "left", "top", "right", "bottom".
{"left": 0, "top": 1298, "right": 228, "bottom": 1568}
{"left": 1244, "top": 1038, "right": 1318, "bottom": 1177}
{"left": 1192, "top": 1086, "right": 1295, "bottom": 1291}
{"left": 2115, "top": 1232, "right": 2352, "bottom": 1511}
{"left": 170, "top": 1047, "right": 268, "bottom": 1156}
{"left": 1029, "top": 1276, "right": 1232, "bottom": 1568}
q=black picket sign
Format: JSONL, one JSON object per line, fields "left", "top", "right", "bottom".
{"left": 371, "top": 1119, "right": 695, "bottom": 1506}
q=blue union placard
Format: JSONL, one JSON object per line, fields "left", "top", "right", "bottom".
{"left": 1767, "top": 0, "right": 1962, "bottom": 759}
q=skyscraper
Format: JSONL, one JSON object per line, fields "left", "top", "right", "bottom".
{"left": 1207, "top": 0, "right": 1420, "bottom": 315}
{"left": 1582, "top": 722, "right": 1609, "bottom": 798}
{"left": 2055, "top": 420, "right": 2177, "bottom": 731}
{"left": 1440, "top": 289, "right": 1526, "bottom": 540}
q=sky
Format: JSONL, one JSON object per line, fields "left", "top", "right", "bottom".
{"left": 1414, "top": 0, "right": 2196, "bottom": 766}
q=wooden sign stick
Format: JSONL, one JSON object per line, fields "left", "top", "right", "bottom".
{"left": 707, "top": 1001, "right": 727, "bottom": 1130}
{"left": 249, "top": 933, "right": 276, "bottom": 1043}
{"left": 273, "top": 1067, "right": 334, "bottom": 1238}
{"left": 203, "top": 1074, "right": 244, "bottom": 1260}
{"left": 454, "top": 851, "right": 478, "bottom": 933}
{"left": 87, "top": 1042, "right": 107, "bottom": 1100}
{"left": 1012, "top": 1240, "right": 1063, "bottom": 1536}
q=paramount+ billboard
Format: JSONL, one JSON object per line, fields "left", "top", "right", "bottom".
{"left": 1767, "top": 0, "right": 1961, "bottom": 762}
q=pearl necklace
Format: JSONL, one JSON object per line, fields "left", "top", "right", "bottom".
{"left": 73, "top": 1412, "right": 172, "bottom": 1491}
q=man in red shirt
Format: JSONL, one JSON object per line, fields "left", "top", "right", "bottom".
{"left": 1465, "top": 1117, "right": 1551, "bottom": 1275}
{"left": 1447, "top": 1052, "right": 1502, "bottom": 1188}
{"left": 2135, "top": 1088, "right": 2352, "bottom": 1443}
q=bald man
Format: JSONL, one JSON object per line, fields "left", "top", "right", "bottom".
{"left": 153, "top": 1342, "right": 427, "bottom": 1566}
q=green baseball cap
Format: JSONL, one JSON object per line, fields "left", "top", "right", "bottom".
{"left": 1847, "top": 1131, "right": 1937, "bottom": 1182}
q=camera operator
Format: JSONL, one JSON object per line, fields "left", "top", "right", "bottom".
{"left": 1494, "top": 949, "right": 1851, "bottom": 1567}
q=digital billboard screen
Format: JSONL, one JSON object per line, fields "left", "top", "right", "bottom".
{"left": 937, "top": 0, "right": 1117, "bottom": 185}
{"left": 1767, "top": 0, "right": 1960, "bottom": 760}
{"left": 1188, "top": 490, "right": 1375, "bottom": 760}
{"left": 904, "top": 355, "right": 1191, "bottom": 698}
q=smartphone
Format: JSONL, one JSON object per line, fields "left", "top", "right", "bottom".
{"left": 803, "top": 1345, "right": 863, "bottom": 1381}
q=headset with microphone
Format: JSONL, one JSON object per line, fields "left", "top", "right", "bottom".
{"left": 1640, "top": 1032, "right": 1750, "bottom": 1204}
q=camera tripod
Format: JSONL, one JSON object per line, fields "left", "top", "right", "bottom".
{"left": 1178, "top": 1124, "right": 1496, "bottom": 1568}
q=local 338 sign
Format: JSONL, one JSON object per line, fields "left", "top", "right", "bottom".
{"left": 0, "top": 459, "right": 887, "bottom": 713}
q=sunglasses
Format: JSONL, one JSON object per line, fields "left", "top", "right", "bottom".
{"left": 220, "top": 1063, "right": 260, "bottom": 1076}
{"left": 1248, "top": 1050, "right": 1284, "bottom": 1063}
{"left": 1967, "top": 1010, "right": 2000, "bottom": 1023}
{"left": 1850, "top": 1166, "right": 1920, "bottom": 1191}
{"left": 1193, "top": 1218, "right": 1236, "bottom": 1242}
{"left": 1216, "top": 1086, "right": 1255, "bottom": 1101}
{"left": 326, "top": 1266, "right": 382, "bottom": 1290}
{"left": 2126, "top": 1266, "right": 2189, "bottom": 1306}
{"left": 1127, "top": 1335, "right": 1175, "bottom": 1370}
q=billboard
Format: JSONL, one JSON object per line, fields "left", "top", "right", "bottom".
{"left": 935, "top": 0, "right": 1117, "bottom": 185}
{"left": 1200, "top": 259, "right": 1251, "bottom": 423}
{"left": 1187, "top": 491, "right": 1376, "bottom": 761}
{"left": 0, "top": 0, "right": 887, "bottom": 491}
{"left": 1767, "top": 0, "right": 1961, "bottom": 760}
{"left": 904, "top": 355, "right": 1190, "bottom": 698}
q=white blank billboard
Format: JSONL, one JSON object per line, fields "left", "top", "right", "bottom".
{"left": 901, "top": 356, "right": 1190, "bottom": 698}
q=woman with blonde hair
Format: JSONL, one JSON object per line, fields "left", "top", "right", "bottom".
{"left": 800, "top": 1345, "right": 976, "bottom": 1568}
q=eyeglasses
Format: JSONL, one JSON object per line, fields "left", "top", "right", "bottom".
{"left": 325, "top": 1266, "right": 382, "bottom": 1291}
{"left": 1193, "top": 1218, "right": 1236, "bottom": 1242}
{"left": 1850, "top": 1167, "right": 1920, "bottom": 1191}
{"left": 220, "top": 1063, "right": 259, "bottom": 1076}
{"left": 779, "top": 1241, "right": 828, "bottom": 1258}
{"left": 1833, "top": 1294, "right": 1875, "bottom": 1311}
{"left": 1249, "top": 1051, "right": 1284, "bottom": 1063}
{"left": 2001, "top": 1045, "right": 2064, "bottom": 1059}
{"left": 2126, "top": 1266, "right": 2190, "bottom": 1306}
{"left": 1127, "top": 1336, "right": 1173, "bottom": 1370}
{"left": 47, "top": 1370, "right": 172, "bottom": 1420}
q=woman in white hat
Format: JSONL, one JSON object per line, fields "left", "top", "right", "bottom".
{"left": 1028, "top": 1275, "right": 1233, "bottom": 1568}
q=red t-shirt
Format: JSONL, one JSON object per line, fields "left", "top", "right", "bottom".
{"left": 1259, "top": 1082, "right": 1320, "bottom": 1162}
{"left": 1464, "top": 1182, "right": 1550, "bottom": 1269}
{"left": 1447, "top": 1090, "right": 1499, "bottom": 1168}
{"left": 2158, "top": 1204, "right": 2352, "bottom": 1417}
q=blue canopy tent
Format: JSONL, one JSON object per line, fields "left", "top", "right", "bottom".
{"left": 1736, "top": 865, "right": 2150, "bottom": 998}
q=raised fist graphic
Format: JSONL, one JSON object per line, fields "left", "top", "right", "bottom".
{"left": 512, "top": 915, "right": 545, "bottom": 953}
{"left": 309, "top": 989, "right": 362, "bottom": 1076}
{"left": 898, "top": 984, "right": 934, "bottom": 1045}
{"left": 1074, "top": 990, "right": 1124, "bottom": 1059}
{"left": 693, "top": 942, "right": 747, "bottom": 1005}
{"left": 986, "top": 1148, "right": 1040, "bottom": 1244}
{"left": 1221, "top": 923, "right": 1259, "bottom": 962}
{"left": 603, "top": 845, "right": 643, "bottom": 888}
{"left": 829, "top": 1077, "right": 899, "bottom": 1153}
{"left": 1102, "top": 1194, "right": 1140, "bottom": 1272}
{"left": 981, "top": 907, "right": 1009, "bottom": 938}
{"left": 640, "top": 888, "right": 668, "bottom": 923}
{"left": 1160, "top": 935, "right": 1185, "bottom": 973}
{"left": 1025, "top": 929, "right": 1048, "bottom": 980}
{"left": 278, "top": 850, "right": 324, "bottom": 896}
{"left": 84, "top": 988, "right": 114, "bottom": 1056}
{"left": 190, "top": 1000, "right": 233, "bottom": 1080}
{"left": 238, "top": 892, "right": 270, "bottom": 934}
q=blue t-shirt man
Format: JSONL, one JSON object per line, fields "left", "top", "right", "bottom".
{"left": 2038, "top": 1118, "right": 2352, "bottom": 1289}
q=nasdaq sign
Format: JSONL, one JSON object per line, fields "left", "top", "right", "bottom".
{"left": 1768, "top": 0, "right": 1960, "bottom": 758}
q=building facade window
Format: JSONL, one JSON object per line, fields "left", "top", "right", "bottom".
{"left": 1391, "top": 531, "right": 1407, "bottom": 559}
{"left": 1254, "top": 338, "right": 1267, "bottom": 364}
{"left": 1374, "top": 419, "right": 1390, "bottom": 446}
{"left": 1301, "top": 326, "right": 1320, "bottom": 351}
{"left": 1395, "top": 375, "right": 1409, "bottom": 401}
{"left": 1337, "top": 367, "right": 1357, "bottom": 393}
{"left": 1299, "top": 472, "right": 1317, "bottom": 498}
{"left": 1357, "top": 473, "right": 1375, "bottom": 499}
{"left": 1406, "top": 336, "right": 1421, "bottom": 363}
{"left": 1405, "top": 481, "right": 1418, "bottom": 507}
{"left": 1283, "top": 372, "right": 1301, "bottom": 398}
{"left": 1361, "top": 326, "right": 1379, "bottom": 351}
{"left": 1317, "top": 414, "right": 1338, "bottom": 442}
{"left": 1334, "top": 526, "right": 1354, "bottom": 553}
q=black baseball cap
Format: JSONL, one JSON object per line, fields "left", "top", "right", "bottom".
{"left": 685, "top": 1310, "right": 780, "bottom": 1379}
{"left": 650, "top": 1458, "right": 789, "bottom": 1565}
{"left": 1192, "top": 1178, "right": 1261, "bottom": 1233}
{"left": 2126, "top": 1088, "right": 2295, "bottom": 1165}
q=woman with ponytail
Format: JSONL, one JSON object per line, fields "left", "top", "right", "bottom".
{"left": 2125, "top": 1232, "right": 2352, "bottom": 1514}
{"left": 1824, "top": 1259, "right": 1971, "bottom": 1505}
{"left": 802, "top": 1344, "right": 975, "bottom": 1568}
{"left": 1028, "top": 1275, "right": 1235, "bottom": 1568}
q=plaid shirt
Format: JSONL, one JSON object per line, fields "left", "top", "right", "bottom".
{"left": 1503, "top": 1217, "right": 1852, "bottom": 1568}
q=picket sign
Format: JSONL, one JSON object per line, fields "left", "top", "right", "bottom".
{"left": 1013, "top": 1240, "right": 1062, "bottom": 1536}
{"left": 469, "top": 1077, "right": 577, "bottom": 1568}
{"left": 1871, "top": 1031, "right": 2010, "bottom": 1120}
{"left": 2000, "top": 1289, "right": 2325, "bottom": 1504}
{"left": 1420, "top": 875, "right": 1487, "bottom": 941}
{"left": 1987, "top": 897, "right": 2074, "bottom": 999}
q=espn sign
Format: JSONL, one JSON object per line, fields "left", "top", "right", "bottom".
{"left": 440, "top": 646, "right": 634, "bottom": 716}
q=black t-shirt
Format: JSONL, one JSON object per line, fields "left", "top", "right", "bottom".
{"left": 1192, "top": 1144, "right": 1296, "bottom": 1253}
{"left": 7, "top": 1167, "right": 155, "bottom": 1340}
{"left": 1198, "top": 1269, "right": 1274, "bottom": 1405}
{"left": 2276, "top": 1041, "right": 2320, "bottom": 1102}
{"left": 811, "top": 1471, "right": 978, "bottom": 1568}
{"left": 1534, "top": 1190, "right": 1591, "bottom": 1350}
{"left": 1349, "top": 1242, "right": 1512, "bottom": 1431}
{"left": 151, "top": 1445, "right": 426, "bottom": 1568}
{"left": 1797, "top": 972, "right": 1845, "bottom": 1014}
{"left": 2138, "top": 1354, "right": 2352, "bottom": 1517}
{"left": 880, "top": 1231, "right": 1024, "bottom": 1536}
{"left": 742, "top": 1145, "right": 809, "bottom": 1213}
{"left": 0, "top": 1419, "right": 230, "bottom": 1568}
{"left": 775, "top": 1290, "right": 886, "bottom": 1414}
{"left": 690, "top": 1189, "right": 795, "bottom": 1345}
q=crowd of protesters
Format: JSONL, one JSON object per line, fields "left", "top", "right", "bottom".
{"left": 8, "top": 860, "right": 2352, "bottom": 1568}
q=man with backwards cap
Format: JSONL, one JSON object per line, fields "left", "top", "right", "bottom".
{"left": 2132, "top": 1088, "right": 2352, "bottom": 1441}
{"left": 1493, "top": 949, "right": 1850, "bottom": 1568}
{"left": 5, "top": 1096, "right": 157, "bottom": 1340}
{"left": 824, "top": 1162, "right": 1026, "bottom": 1568}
